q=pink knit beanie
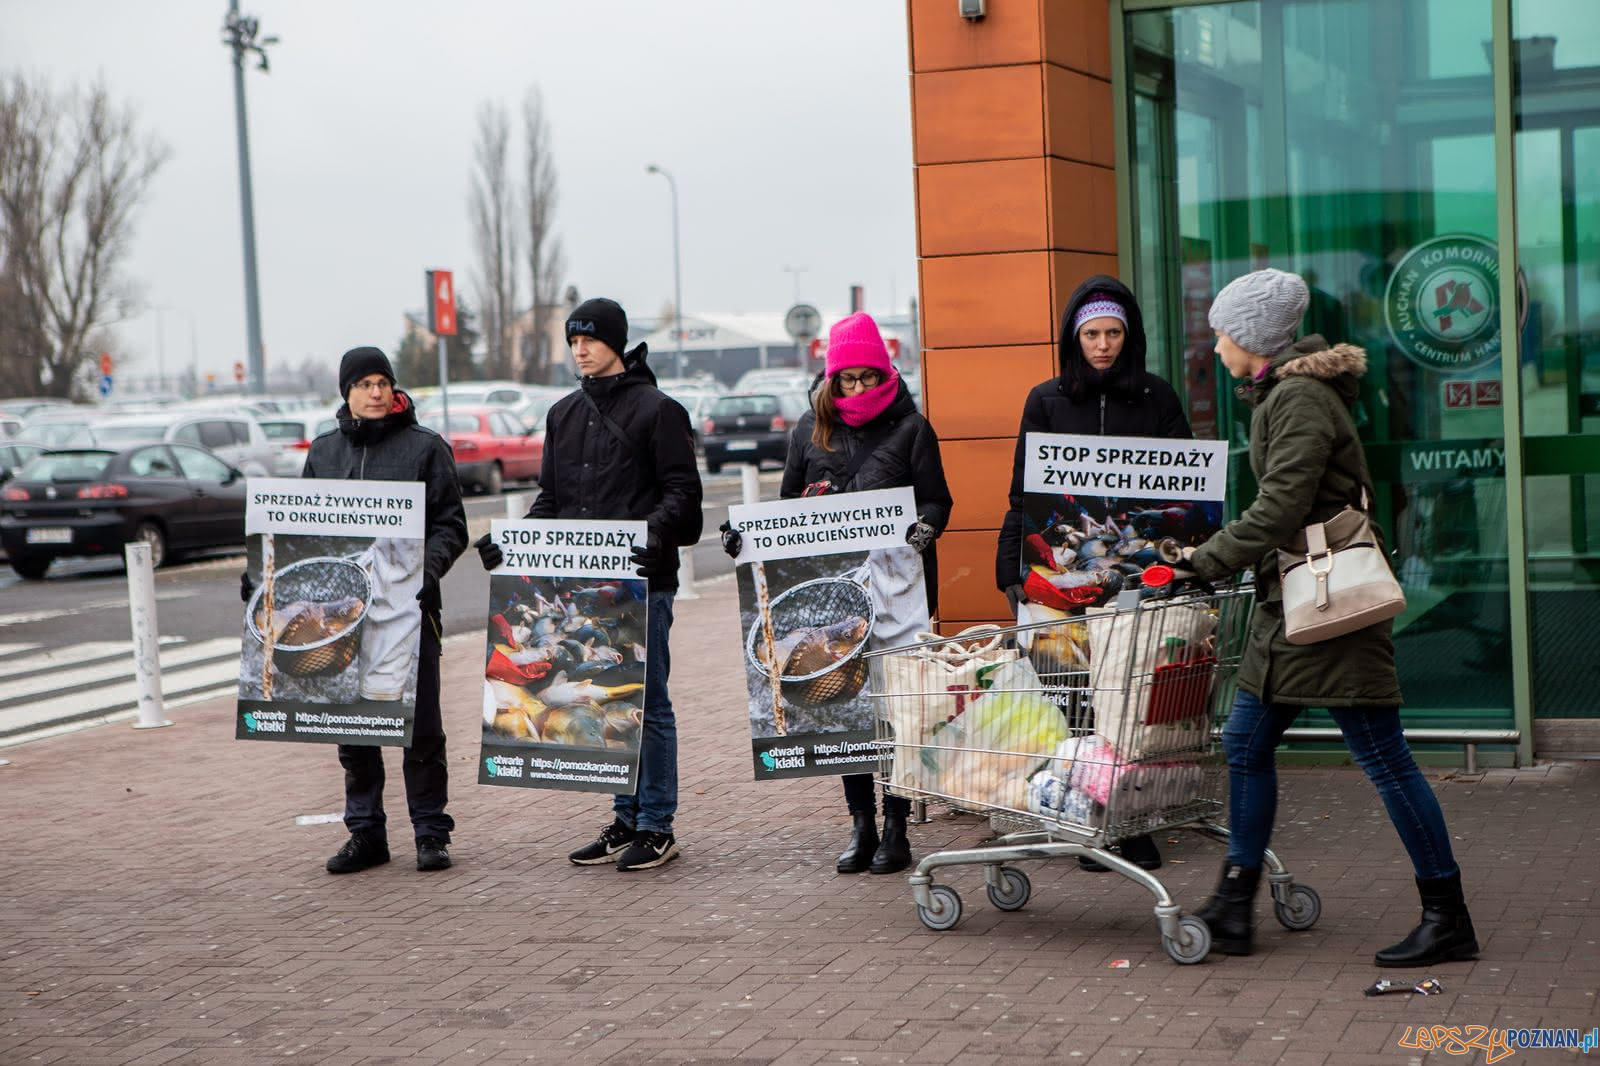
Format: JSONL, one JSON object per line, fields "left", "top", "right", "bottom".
{"left": 824, "top": 312, "right": 893, "bottom": 377}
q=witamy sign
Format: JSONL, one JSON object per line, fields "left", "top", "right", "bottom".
{"left": 1023, "top": 434, "right": 1229, "bottom": 501}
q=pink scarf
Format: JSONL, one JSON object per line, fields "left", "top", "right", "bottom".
{"left": 834, "top": 370, "right": 900, "bottom": 426}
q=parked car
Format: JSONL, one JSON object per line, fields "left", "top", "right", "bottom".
{"left": 86, "top": 413, "right": 277, "bottom": 476}
{"left": 505, "top": 389, "right": 571, "bottom": 434}
{"left": 255, "top": 409, "right": 340, "bottom": 477}
{"left": 701, "top": 391, "right": 810, "bottom": 474}
{"left": 0, "top": 444, "right": 248, "bottom": 579}
{"left": 0, "top": 397, "right": 76, "bottom": 420}
{"left": 0, "top": 443, "right": 45, "bottom": 483}
{"left": 17, "top": 411, "right": 99, "bottom": 449}
{"left": 421, "top": 406, "right": 542, "bottom": 494}
{"left": 733, "top": 368, "right": 817, "bottom": 395}
{"left": 416, "top": 381, "right": 561, "bottom": 413}
{"left": 0, "top": 415, "right": 21, "bottom": 439}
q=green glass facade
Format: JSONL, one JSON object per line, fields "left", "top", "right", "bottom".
{"left": 1116, "top": 0, "right": 1600, "bottom": 760}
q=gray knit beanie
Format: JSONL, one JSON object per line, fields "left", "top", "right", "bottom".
{"left": 1208, "top": 269, "right": 1309, "bottom": 356}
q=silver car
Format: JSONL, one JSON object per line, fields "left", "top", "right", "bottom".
{"left": 87, "top": 413, "right": 277, "bottom": 477}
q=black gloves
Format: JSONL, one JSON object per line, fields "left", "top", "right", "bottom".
{"left": 474, "top": 532, "right": 504, "bottom": 571}
{"left": 631, "top": 531, "right": 671, "bottom": 579}
{"left": 719, "top": 520, "right": 743, "bottom": 559}
{"left": 1003, "top": 583, "right": 1026, "bottom": 615}
{"left": 239, "top": 572, "right": 254, "bottom": 604}
{"left": 416, "top": 573, "right": 441, "bottom": 613}
{"left": 905, "top": 520, "right": 936, "bottom": 554}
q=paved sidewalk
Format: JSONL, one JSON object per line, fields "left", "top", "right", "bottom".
{"left": 3, "top": 576, "right": 1597, "bottom": 1065}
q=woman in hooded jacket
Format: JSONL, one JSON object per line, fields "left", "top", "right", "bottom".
{"left": 722, "top": 312, "right": 953, "bottom": 875}
{"left": 1184, "top": 269, "right": 1477, "bottom": 967}
{"left": 994, "top": 275, "right": 1190, "bottom": 872}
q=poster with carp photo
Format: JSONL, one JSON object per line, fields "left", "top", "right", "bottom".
{"left": 236, "top": 478, "right": 426, "bottom": 746}
{"left": 728, "top": 486, "right": 925, "bottom": 780}
{"left": 478, "top": 518, "right": 649, "bottom": 794}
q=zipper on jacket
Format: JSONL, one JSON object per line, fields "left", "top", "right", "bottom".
{"left": 360, "top": 445, "right": 367, "bottom": 479}
{"left": 1099, "top": 393, "right": 1106, "bottom": 435}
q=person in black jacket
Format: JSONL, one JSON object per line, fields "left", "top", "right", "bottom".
{"left": 475, "top": 298, "right": 703, "bottom": 872}
{"left": 995, "top": 276, "right": 1191, "bottom": 873}
{"left": 243, "top": 346, "right": 468, "bottom": 875}
{"left": 724, "top": 312, "right": 953, "bottom": 875}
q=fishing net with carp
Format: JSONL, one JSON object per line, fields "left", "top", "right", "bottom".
{"left": 745, "top": 565, "right": 876, "bottom": 706}
{"left": 246, "top": 556, "right": 372, "bottom": 677}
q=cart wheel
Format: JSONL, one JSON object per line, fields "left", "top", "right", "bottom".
{"left": 986, "top": 867, "right": 1031, "bottom": 912}
{"left": 1163, "top": 915, "right": 1211, "bottom": 964}
{"left": 1273, "top": 883, "right": 1322, "bottom": 931}
{"left": 917, "top": 885, "right": 962, "bottom": 931}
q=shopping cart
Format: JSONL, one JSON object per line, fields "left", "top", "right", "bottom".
{"left": 867, "top": 584, "right": 1321, "bottom": 964}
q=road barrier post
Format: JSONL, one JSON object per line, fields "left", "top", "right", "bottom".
{"left": 741, "top": 463, "right": 760, "bottom": 506}
{"left": 125, "top": 542, "right": 172, "bottom": 730}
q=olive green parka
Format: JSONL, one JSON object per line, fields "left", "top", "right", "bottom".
{"left": 1189, "top": 336, "right": 1402, "bottom": 707}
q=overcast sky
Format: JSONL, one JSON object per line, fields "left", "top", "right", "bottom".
{"left": 1, "top": 0, "right": 918, "bottom": 385}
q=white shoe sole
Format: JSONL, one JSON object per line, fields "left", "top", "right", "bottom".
{"left": 617, "top": 843, "right": 680, "bottom": 870}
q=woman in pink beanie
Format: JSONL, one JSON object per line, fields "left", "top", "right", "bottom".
{"left": 720, "top": 311, "right": 953, "bottom": 875}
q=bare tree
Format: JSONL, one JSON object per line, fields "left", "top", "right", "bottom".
{"left": 520, "top": 86, "right": 565, "bottom": 385}
{"left": 468, "top": 101, "right": 518, "bottom": 380}
{"left": 0, "top": 76, "right": 167, "bottom": 397}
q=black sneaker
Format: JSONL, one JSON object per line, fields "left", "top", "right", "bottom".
{"left": 616, "top": 830, "right": 679, "bottom": 871}
{"left": 326, "top": 832, "right": 390, "bottom": 874}
{"left": 416, "top": 836, "right": 451, "bottom": 872}
{"left": 569, "top": 819, "right": 636, "bottom": 865}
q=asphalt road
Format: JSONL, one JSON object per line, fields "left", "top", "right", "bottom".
{"left": 0, "top": 466, "right": 781, "bottom": 660}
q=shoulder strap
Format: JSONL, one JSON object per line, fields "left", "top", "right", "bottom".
{"left": 580, "top": 389, "right": 642, "bottom": 464}
{"left": 838, "top": 418, "right": 898, "bottom": 491}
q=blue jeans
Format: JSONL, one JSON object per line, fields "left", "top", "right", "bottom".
{"left": 613, "top": 591, "right": 678, "bottom": 835}
{"left": 1221, "top": 689, "right": 1458, "bottom": 879}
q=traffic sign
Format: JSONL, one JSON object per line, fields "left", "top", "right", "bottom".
{"left": 428, "top": 270, "right": 457, "bottom": 337}
{"left": 98, "top": 352, "right": 113, "bottom": 376}
{"left": 785, "top": 303, "right": 821, "bottom": 343}
{"left": 234, "top": 361, "right": 246, "bottom": 383}
{"left": 98, "top": 373, "right": 113, "bottom": 397}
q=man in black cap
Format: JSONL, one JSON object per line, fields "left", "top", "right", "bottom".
{"left": 246, "top": 346, "right": 467, "bottom": 874}
{"left": 475, "top": 298, "right": 703, "bottom": 870}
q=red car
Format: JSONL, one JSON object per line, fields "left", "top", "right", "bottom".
{"left": 423, "top": 406, "right": 542, "bottom": 495}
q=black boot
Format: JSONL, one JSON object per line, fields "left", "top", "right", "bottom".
{"left": 869, "top": 812, "right": 912, "bottom": 874}
{"left": 1194, "top": 861, "right": 1261, "bottom": 955}
{"left": 1374, "top": 872, "right": 1479, "bottom": 967}
{"left": 836, "top": 812, "right": 879, "bottom": 874}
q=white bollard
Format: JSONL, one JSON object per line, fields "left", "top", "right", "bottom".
{"left": 505, "top": 492, "right": 526, "bottom": 520}
{"left": 740, "top": 463, "right": 760, "bottom": 506}
{"left": 125, "top": 542, "right": 172, "bottom": 730}
{"left": 675, "top": 545, "right": 701, "bottom": 600}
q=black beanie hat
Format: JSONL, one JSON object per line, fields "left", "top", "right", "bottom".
{"left": 339, "top": 346, "right": 397, "bottom": 398}
{"left": 565, "top": 298, "right": 629, "bottom": 359}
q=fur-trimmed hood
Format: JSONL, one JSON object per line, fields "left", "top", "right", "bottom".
{"left": 1244, "top": 333, "right": 1365, "bottom": 407}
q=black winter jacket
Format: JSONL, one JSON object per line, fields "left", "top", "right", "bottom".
{"left": 995, "top": 276, "right": 1192, "bottom": 589}
{"left": 780, "top": 381, "right": 953, "bottom": 612}
{"left": 528, "top": 348, "right": 704, "bottom": 592}
{"left": 302, "top": 390, "right": 468, "bottom": 593}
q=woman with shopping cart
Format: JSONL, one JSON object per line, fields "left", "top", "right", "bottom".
{"left": 994, "top": 275, "right": 1191, "bottom": 873}
{"left": 1182, "top": 268, "right": 1478, "bottom": 966}
{"left": 721, "top": 311, "right": 953, "bottom": 876}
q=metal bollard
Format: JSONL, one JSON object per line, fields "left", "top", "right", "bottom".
{"left": 125, "top": 542, "right": 172, "bottom": 730}
{"left": 504, "top": 492, "right": 525, "bottom": 520}
{"left": 675, "top": 545, "right": 700, "bottom": 600}
{"left": 740, "top": 463, "right": 760, "bottom": 506}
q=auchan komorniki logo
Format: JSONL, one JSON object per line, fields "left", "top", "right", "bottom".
{"left": 1384, "top": 233, "right": 1502, "bottom": 372}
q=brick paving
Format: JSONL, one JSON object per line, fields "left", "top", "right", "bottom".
{"left": 3, "top": 576, "right": 1597, "bottom": 1065}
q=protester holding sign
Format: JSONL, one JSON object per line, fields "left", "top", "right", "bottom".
{"left": 1183, "top": 269, "right": 1477, "bottom": 966}
{"left": 476, "top": 298, "right": 703, "bottom": 872}
{"left": 994, "top": 276, "right": 1190, "bottom": 874}
{"left": 244, "top": 346, "right": 467, "bottom": 875}
{"left": 724, "top": 311, "right": 952, "bottom": 875}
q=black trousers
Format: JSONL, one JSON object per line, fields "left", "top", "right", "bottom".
{"left": 337, "top": 621, "right": 454, "bottom": 843}
{"left": 842, "top": 773, "right": 911, "bottom": 818}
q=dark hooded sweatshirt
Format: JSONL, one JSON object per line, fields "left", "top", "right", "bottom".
{"left": 528, "top": 345, "right": 704, "bottom": 593}
{"left": 994, "top": 275, "right": 1191, "bottom": 589}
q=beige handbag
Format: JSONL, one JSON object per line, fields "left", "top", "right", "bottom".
{"left": 1276, "top": 490, "right": 1405, "bottom": 645}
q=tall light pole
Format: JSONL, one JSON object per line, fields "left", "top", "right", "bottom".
{"left": 783, "top": 265, "right": 808, "bottom": 304}
{"left": 645, "top": 164, "right": 684, "bottom": 380}
{"left": 222, "top": 1, "right": 276, "bottom": 396}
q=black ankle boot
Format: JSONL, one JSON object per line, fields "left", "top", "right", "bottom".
{"left": 1374, "top": 872, "right": 1479, "bottom": 967}
{"left": 836, "top": 812, "right": 879, "bottom": 874}
{"left": 869, "top": 812, "right": 911, "bottom": 874}
{"left": 1194, "top": 861, "right": 1261, "bottom": 955}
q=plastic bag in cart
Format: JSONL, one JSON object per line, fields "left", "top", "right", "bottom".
{"left": 1084, "top": 601, "right": 1218, "bottom": 758}
{"left": 922, "top": 656, "right": 1070, "bottom": 811}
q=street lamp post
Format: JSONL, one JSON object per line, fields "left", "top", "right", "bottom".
{"left": 645, "top": 164, "right": 684, "bottom": 380}
{"left": 222, "top": 1, "right": 276, "bottom": 396}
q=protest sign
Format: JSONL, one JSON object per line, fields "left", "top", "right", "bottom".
{"left": 729, "top": 486, "right": 926, "bottom": 780}
{"left": 477, "top": 518, "right": 649, "bottom": 794}
{"left": 236, "top": 478, "right": 426, "bottom": 746}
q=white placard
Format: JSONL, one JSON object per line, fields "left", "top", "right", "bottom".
{"left": 728, "top": 486, "right": 916, "bottom": 564}
{"left": 245, "top": 477, "right": 425, "bottom": 538}
{"left": 1022, "top": 433, "right": 1229, "bottom": 501}
{"left": 490, "top": 519, "right": 648, "bottom": 579}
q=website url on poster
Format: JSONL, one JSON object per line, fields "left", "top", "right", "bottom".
{"left": 1398, "top": 1025, "right": 1599, "bottom": 1060}
{"left": 813, "top": 753, "right": 880, "bottom": 766}
{"left": 528, "top": 772, "right": 629, "bottom": 785}
{"left": 295, "top": 725, "right": 406, "bottom": 738}
{"left": 296, "top": 713, "right": 406, "bottom": 729}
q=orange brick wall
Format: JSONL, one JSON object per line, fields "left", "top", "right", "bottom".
{"left": 908, "top": 0, "right": 1119, "bottom": 630}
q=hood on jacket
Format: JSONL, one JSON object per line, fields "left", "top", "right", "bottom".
{"left": 1262, "top": 334, "right": 1365, "bottom": 407}
{"left": 1057, "top": 274, "right": 1149, "bottom": 402}
{"left": 581, "top": 342, "right": 656, "bottom": 399}
{"left": 336, "top": 388, "right": 418, "bottom": 444}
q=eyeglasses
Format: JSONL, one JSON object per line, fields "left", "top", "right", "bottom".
{"left": 352, "top": 378, "right": 392, "bottom": 393}
{"left": 836, "top": 370, "right": 884, "bottom": 389}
